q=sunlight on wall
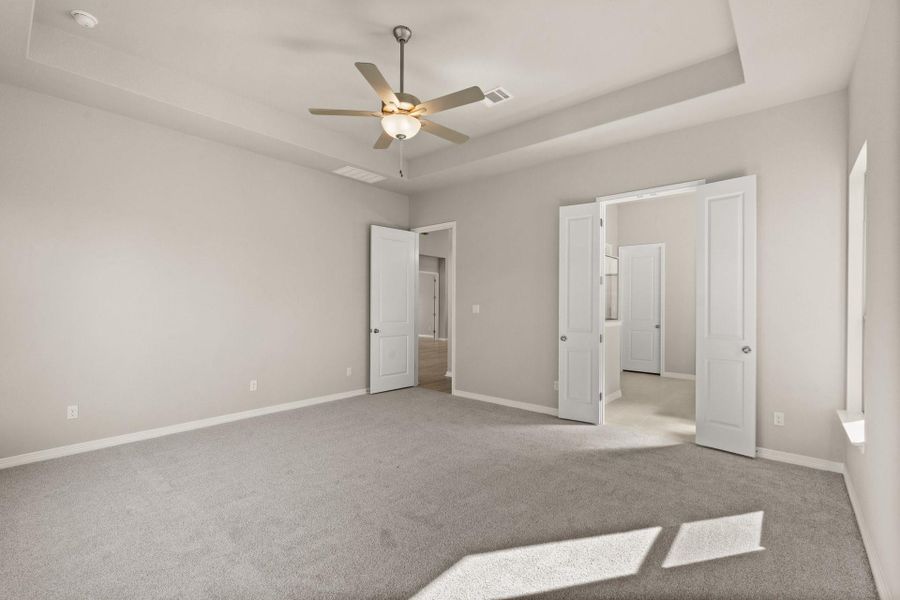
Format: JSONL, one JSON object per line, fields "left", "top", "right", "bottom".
{"left": 662, "top": 511, "right": 764, "bottom": 568}
{"left": 412, "top": 526, "right": 662, "bottom": 600}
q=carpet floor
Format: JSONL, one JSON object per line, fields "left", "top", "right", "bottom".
{"left": 0, "top": 388, "right": 876, "bottom": 599}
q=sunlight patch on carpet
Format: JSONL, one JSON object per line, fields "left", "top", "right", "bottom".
{"left": 412, "top": 526, "right": 661, "bottom": 600}
{"left": 662, "top": 511, "right": 764, "bottom": 568}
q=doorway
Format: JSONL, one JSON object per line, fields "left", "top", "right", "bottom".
{"left": 558, "top": 177, "right": 758, "bottom": 457}
{"left": 414, "top": 223, "right": 456, "bottom": 394}
{"left": 607, "top": 204, "right": 692, "bottom": 443}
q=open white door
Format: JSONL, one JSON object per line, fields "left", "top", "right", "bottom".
{"left": 695, "top": 175, "right": 757, "bottom": 457}
{"left": 370, "top": 225, "right": 418, "bottom": 394}
{"left": 558, "top": 203, "right": 604, "bottom": 424}
{"left": 620, "top": 244, "right": 662, "bottom": 374}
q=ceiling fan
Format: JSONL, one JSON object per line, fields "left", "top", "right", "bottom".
{"left": 309, "top": 25, "right": 485, "bottom": 149}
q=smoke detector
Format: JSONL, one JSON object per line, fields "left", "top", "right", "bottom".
{"left": 70, "top": 10, "right": 98, "bottom": 29}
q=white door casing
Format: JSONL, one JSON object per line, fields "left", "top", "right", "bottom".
{"left": 695, "top": 175, "right": 757, "bottom": 457}
{"left": 370, "top": 226, "right": 418, "bottom": 394}
{"left": 558, "top": 203, "right": 604, "bottom": 424}
{"left": 620, "top": 244, "right": 662, "bottom": 374}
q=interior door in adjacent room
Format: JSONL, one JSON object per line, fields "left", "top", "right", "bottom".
{"left": 370, "top": 225, "right": 418, "bottom": 394}
{"left": 620, "top": 244, "right": 662, "bottom": 374}
{"left": 695, "top": 175, "right": 757, "bottom": 457}
{"left": 418, "top": 271, "right": 439, "bottom": 339}
{"left": 558, "top": 203, "right": 604, "bottom": 424}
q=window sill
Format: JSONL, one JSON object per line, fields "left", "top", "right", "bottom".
{"left": 836, "top": 410, "right": 866, "bottom": 448}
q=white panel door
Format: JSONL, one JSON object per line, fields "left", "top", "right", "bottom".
{"left": 558, "top": 203, "right": 603, "bottom": 424}
{"left": 370, "top": 226, "right": 418, "bottom": 394}
{"left": 695, "top": 176, "right": 757, "bottom": 457}
{"left": 620, "top": 244, "right": 662, "bottom": 374}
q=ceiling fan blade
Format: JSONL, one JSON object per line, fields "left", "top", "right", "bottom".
{"left": 414, "top": 86, "right": 484, "bottom": 116}
{"left": 420, "top": 119, "right": 469, "bottom": 144}
{"left": 373, "top": 131, "right": 394, "bottom": 149}
{"left": 309, "top": 108, "right": 380, "bottom": 117}
{"left": 355, "top": 63, "right": 400, "bottom": 106}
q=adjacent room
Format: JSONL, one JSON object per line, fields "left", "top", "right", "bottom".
{"left": 1, "top": 1, "right": 898, "bottom": 599}
{"left": 603, "top": 192, "right": 698, "bottom": 444}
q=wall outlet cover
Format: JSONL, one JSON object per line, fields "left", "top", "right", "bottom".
{"left": 67, "top": 405, "right": 78, "bottom": 419}
{"left": 250, "top": 379, "right": 258, "bottom": 392}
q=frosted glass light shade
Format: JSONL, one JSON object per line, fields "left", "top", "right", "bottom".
{"left": 381, "top": 114, "right": 421, "bottom": 140}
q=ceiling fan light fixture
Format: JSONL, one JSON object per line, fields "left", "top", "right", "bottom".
{"left": 381, "top": 113, "right": 421, "bottom": 140}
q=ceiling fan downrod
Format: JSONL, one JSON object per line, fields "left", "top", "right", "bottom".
{"left": 393, "top": 26, "right": 412, "bottom": 94}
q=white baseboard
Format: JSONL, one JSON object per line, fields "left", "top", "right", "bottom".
{"left": 444, "top": 371, "right": 453, "bottom": 378}
{"left": 0, "top": 388, "right": 367, "bottom": 471}
{"left": 662, "top": 371, "right": 696, "bottom": 381}
{"left": 453, "top": 389, "right": 558, "bottom": 417}
{"left": 755, "top": 447, "right": 844, "bottom": 473}
{"left": 604, "top": 390, "right": 623, "bottom": 404}
{"left": 844, "top": 469, "right": 891, "bottom": 600}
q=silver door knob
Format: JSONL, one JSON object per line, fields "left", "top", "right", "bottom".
{"left": 560, "top": 335, "right": 567, "bottom": 342}
{"left": 742, "top": 346, "right": 752, "bottom": 354}
{"left": 371, "top": 328, "right": 380, "bottom": 334}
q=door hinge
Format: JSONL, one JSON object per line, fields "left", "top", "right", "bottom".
{"left": 600, "top": 218, "right": 604, "bottom": 227}
{"left": 599, "top": 334, "right": 603, "bottom": 343}
{"left": 599, "top": 276, "right": 604, "bottom": 285}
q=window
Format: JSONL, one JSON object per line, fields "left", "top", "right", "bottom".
{"left": 840, "top": 142, "right": 867, "bottom": 447}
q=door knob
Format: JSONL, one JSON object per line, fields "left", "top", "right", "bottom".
{"left": 742, "top": 345, "right": 752, "bottom": 354}
{"left": 560, "top": 335, "right": 567, "bottom": 342}
{"left": 655, "top": 324, "right": 660, "bottom": 329}
{"left": 371, "top": 328, "right": 380, "bottom": 334}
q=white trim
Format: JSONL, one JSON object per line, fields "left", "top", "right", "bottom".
{"left": 444, "top": 371, "right": 452, "bottom": 377}
{"left": 844, "top": 468, "right": 891, "bottom": 600}
{"left": 0, "top": 388, "right": 367, "bottom": 470}
{"left": 418, "top": 334, "right": 436, "bottom": 338}
{"left": 413, "top": 222, "right": 456, "bottom": 395}
{"left": 662, "top": 371, "right": 696, "bottom": 381}
{"left": 437, "top": 337, "right": 448, "bottom": 342}
{"left": 454, "top": 389, "right": 558, "bottom": 416}
{"left": 755, "top": 447, "right": 844, "bottom": 473}
{"left": 836, "top": 410, "right": 866, "bottom": 448}
{"left": 596, "top": 180, "right": 705, "bottom": 205}
{"left": 604, "top": 390, "right": 623, "bottom": 404}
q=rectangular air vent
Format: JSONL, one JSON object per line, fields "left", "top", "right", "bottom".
{"left": 483, "top": 86, "right": 513, "bottom": 107}
{"left": 332, "top": 165, "right": 386, "bottom": 184}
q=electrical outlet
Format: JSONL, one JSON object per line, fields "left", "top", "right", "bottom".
{"left": 553, "top": 380, "right": 559, "bottom": 391}
{"left": 472, "top": 304, "right": 480, "bottom": 314}
{"left": 346, "top": 367, "right": 352, "bottom": 377}
{"left": 249, "top": 379, "right": 258, "bottom": 392}
{"left": 774, "top": 411, "right": 785, "bottom": 426}
{"left": 67, "top": 405, "right": 78, "bottom": 420}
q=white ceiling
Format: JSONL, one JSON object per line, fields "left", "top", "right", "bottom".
{"left": 0, "top": 0, "right": 870, "bottom": 193}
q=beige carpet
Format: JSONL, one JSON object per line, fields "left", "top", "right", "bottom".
{"left": 0, "top": 387, "right": 876, "bottom": 599}
{"left": 605, "top": 372, "right": 696, "bottom": 443}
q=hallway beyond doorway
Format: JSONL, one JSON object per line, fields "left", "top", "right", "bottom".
{"left": 418, "top": 338, "right": 451, "bottom": 393}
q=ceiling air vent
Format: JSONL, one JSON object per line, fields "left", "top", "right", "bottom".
{"left": 483, "top": 86, "right": 513, "bottom": 107}
{"left": 332, "top": 165, "right": 386, "bottom": 184}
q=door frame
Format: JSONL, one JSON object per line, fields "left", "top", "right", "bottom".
{"left": 618, "top": 242, "right": 666, "bottom": 375}
{"left": 595, "top": 180, "right": 705, "bottom": 424}
{"left": 411, "top": 221, "right": 457, "bottom": 393}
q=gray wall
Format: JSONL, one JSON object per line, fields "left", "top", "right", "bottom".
{"left": 411, "top": 91, "right": 848, "bottom": 463}
{"left": 615, "top": 194, "right": 696, "bottom": 375}
{"left": 844, "top": 0, "right": 900, "bottom": 595}
{"left": 0, "top": 83, "right": 409, "bottom": 458}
